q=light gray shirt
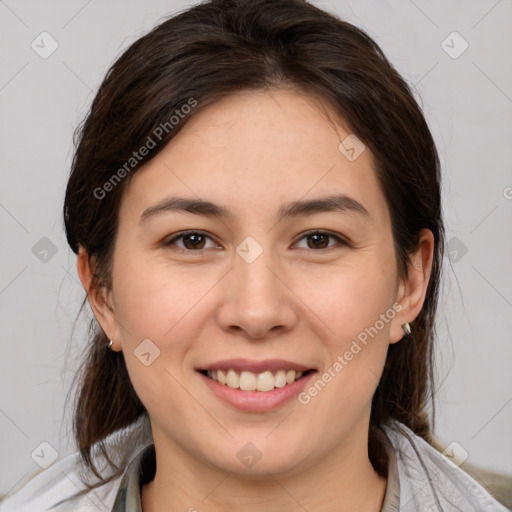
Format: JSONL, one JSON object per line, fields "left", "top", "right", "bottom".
{"left": 1, "top": 414, "right": 508, "bottom": 511}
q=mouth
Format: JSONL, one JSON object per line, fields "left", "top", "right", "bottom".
{"left": 197, "top": 362, "right": 318, "bottom": 412}
{"left": 198, "top": 368, "right": 316, "bottom": 392}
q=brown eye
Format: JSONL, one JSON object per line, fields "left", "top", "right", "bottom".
{"left": 294, "top": 230, "right": 347, "bottom": 250}
{"left": 166, "top": 231, "right": 217, "bottom": 251}
{"left": 307, "top": 233, "right": 329, "bottom": 249}
{"left": 182, "top": 233, "right": 206, "bottom": 249}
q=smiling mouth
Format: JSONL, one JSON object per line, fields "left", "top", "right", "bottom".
{"left": 199, "top": 368, "right": 316, "bottom": 392}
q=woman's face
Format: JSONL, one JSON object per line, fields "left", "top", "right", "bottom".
{"left": 92, "top": 89, "right": 427, "bottom": 477}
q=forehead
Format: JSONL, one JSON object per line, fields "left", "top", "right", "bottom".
{"left": 120, "top": 89, "right": 389, "bottom": 228}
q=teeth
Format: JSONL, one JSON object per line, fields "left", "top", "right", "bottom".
{"left": 240, "top": 370, "right": 256, "bottom": 390}
{"left": 256, "top": 371, "right": 274, "bottom": 392}
{"left": 226, "top": 369, "right": 240, "bottom": 388}
{"left": 205, "top": 369, "right": 306, "bottom": 392}
{"left": 274, "top": 370, "right": 287, "bottom": 388}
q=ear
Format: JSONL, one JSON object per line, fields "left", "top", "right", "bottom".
{"left": 389, "top": 228, "right": 435, "bottom": 344}
{"left": 76, "top": 246, "right": 122, "bottom": 351}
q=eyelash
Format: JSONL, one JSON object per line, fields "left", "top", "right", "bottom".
{"left": 164, "top": 229, "right": 349, "bottom": 252}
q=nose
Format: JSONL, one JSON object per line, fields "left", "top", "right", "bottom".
{"left": 215, "top": 246, "right": 299, "bottom": 340}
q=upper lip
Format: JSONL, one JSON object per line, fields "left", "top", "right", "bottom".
{"left": 198, "top": 358, "right": 316, "bottom": 373}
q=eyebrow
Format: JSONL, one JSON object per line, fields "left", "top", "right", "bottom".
{"left": 139, "top": 193, "right": 370, "bottom": 224}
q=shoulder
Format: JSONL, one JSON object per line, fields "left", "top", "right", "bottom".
{"left": 0, "top": 415, "right": 152, "bottom": 512}
{"left": 381, "top": 421, "right": 509, "bottom": 512}
{"left": 0, "top": 451, "right": 121, "bottom": 512}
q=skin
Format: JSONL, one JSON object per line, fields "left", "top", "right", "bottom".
{"left": 78, "top": 88, "right": 434, "bottom": 511}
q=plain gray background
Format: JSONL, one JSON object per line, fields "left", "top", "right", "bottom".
{"left": 1, "top": 0, "right": 511, "bottom": 496}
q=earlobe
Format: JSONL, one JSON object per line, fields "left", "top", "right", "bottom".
{"left": 76, "top": 246, "right": 118, "bottom": 345}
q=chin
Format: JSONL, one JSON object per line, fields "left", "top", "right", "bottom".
{"left": 207, "top": 444, "right": 310, "bottom": 479}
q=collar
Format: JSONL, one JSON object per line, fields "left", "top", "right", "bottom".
{"left": 108, "top": 416, "right": 507, "bottom": 512}
{"left": 110, "top": 417, "right": 401, "bottom": 512}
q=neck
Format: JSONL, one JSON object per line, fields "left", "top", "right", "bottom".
{"left": 141, "top": 425, "right": 388, "bottom": 512}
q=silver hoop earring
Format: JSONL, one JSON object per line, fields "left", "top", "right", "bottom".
{"left": 108, "top": 339, "right": 114, "bottom": 350}
{"left": 402, "top": 322, "right": 412, "bottom": 336}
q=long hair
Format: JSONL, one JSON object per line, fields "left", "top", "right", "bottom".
{"left": 64, "top": 0, "right": 445, "bottom": 487}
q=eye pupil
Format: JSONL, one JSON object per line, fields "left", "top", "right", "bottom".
{"left": 308, "top": 233, "right": 329, "bottom": 249}
{"left": 184, "top": 234, "right": 205, "bottom": 249}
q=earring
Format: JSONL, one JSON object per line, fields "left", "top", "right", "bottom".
{"left": 108, "top": 339, "right": 114, "bottom": 350}
{"left": 402, "top": 322, "right": 412, "bottom": 336}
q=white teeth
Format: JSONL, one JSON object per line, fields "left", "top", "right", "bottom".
{"left": 274, "top": 370, "right": 287, "bottom": 388}
{"left": 226, "top": 369, "right": 240, "bottom": 388}
{"left": 256, "top": 371, "right": 274, "bottom": 392}
{"left": 205, "top": 368, "right": 307, "bottom": 392}
{"left": 240, "top": 371, "right": 256, "bottom": 391}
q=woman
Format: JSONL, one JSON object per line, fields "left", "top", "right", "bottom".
{"left": 1, "top": 0, "right": 508, "bottom": 510}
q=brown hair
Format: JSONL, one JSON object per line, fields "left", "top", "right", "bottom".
{"left": 64, "top": 0, "right": 444, "bottom": 488}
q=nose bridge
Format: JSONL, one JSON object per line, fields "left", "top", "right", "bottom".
{"left": 217, "top": 236, "right": 297, "bottom": 338}
{"left": 234, "top": 237, "right": 282, "bottom": 310}
{"left": 237, "top": 246, "right": 277, "bottom": 298}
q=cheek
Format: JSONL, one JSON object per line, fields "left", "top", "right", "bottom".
{"left": 298, "top": 257, "right": 396, "bottom": 346}
{"left": 297, "top": 258, "right": 395, "bottom": 409}
{"left": 113, "top": 254, "right": 215, "bottom": 341}
{"left": 115, "top": 271, "right": 203, "bottom": 417}
{"left": 112, "top": 256, "right": 222, "bottom": 407}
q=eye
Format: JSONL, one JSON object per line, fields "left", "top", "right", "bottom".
{"left": 294, "top": 230, "right": 348, "bottom": 250}
{"left": 164, "top": 229, "right": 348, "bottom": 252}
{"left": 165, "top": 231, "right": 219, "bottom": 251}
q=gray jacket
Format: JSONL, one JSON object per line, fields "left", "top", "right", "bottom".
{"left": 0, "top": 414, "right": 508, "bottom": 511}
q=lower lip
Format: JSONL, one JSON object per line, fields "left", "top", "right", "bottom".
{"left": 198, "top": 371, "right": 317, "bottom": 412}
